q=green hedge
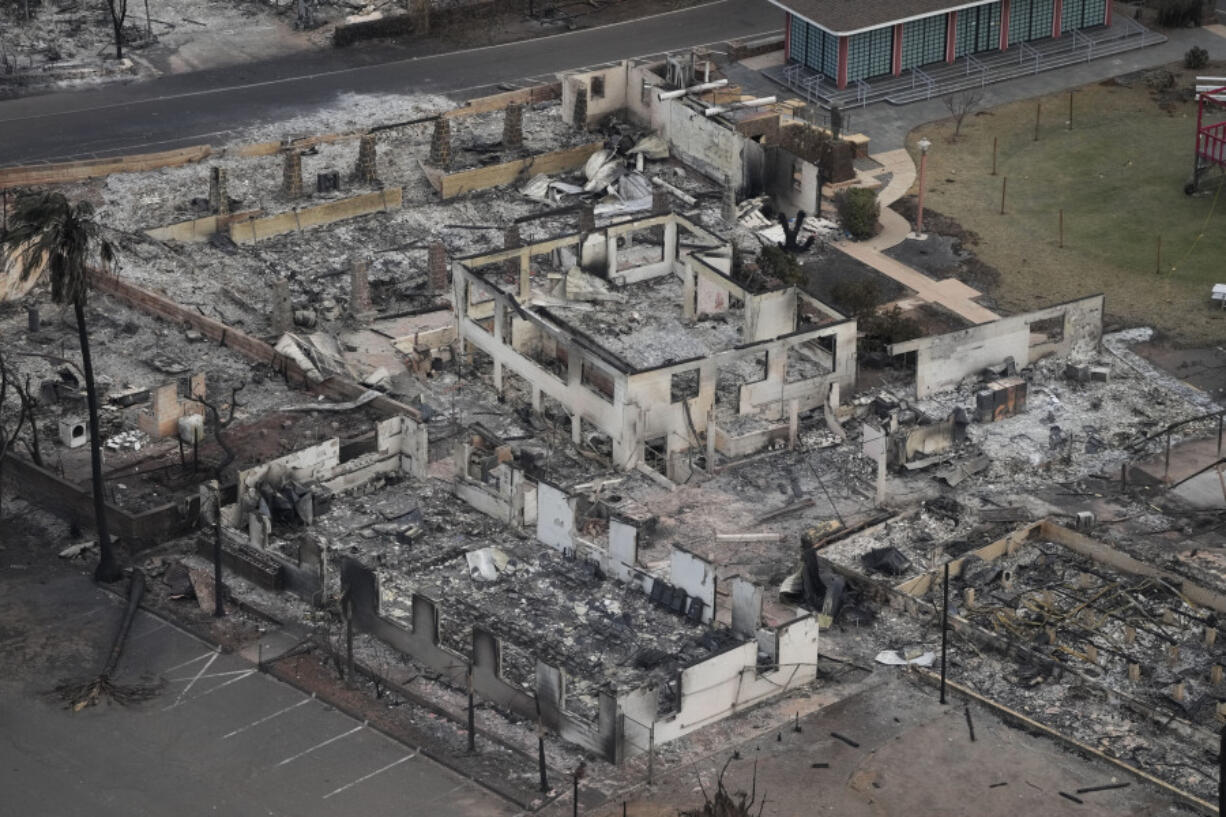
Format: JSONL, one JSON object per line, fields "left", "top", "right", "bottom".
{"left": 835, "top": 188, "right": 879, "bottom": 241}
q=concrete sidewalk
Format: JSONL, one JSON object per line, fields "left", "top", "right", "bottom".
{"left": 834, "top": 146, "right": 1000, "bottom": 325}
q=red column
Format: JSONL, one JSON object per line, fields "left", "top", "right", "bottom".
{"left": 784, "top": 12, "right": 792, "bottom": 60}
{"left": 946, "top": 11, "right": 958, "bottom": 62}
{"left": 837, "top": 35, "right": 849, "bottom": 88}
{"left": 892, "top": 23, "right": 904, "bottom": 75}
{"left": 1000, "top": 0, "right": 1011, "bottom": 48}
{"left": 1104, "top": 0, "right": 1112, "bottom": 26}
{"left": 1052, "top": 0, "right": 1062, "bottom": 37}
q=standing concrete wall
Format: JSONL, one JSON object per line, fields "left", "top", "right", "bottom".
{"left": 889, "top": 294, "right": 1105, "bottom": 398}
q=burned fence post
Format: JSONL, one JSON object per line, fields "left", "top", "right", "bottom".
{"left": 538, "top": 721, "right": 549, "bottom": 792}
{"left": 940, "top": 561, "right": 949, "bottom": 705}
{"left": 211, "top": 480, "right": 224, "bottom": 618}
{"left": 647, "top": 720, "right": 655, "bottom": 785}
{"left": 572, "top": 762, "right": 586, "bottom": 817}
{"left": 467, "top": 666, "right": 476, "bottom": 753}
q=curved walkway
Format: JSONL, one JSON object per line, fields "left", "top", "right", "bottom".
{"left": 835, "top": 147, "right": 1000, "bottom": 325}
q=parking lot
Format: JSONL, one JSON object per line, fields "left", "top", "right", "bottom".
{"left": 0, "top": 570, "right": 516, "bottom": 817}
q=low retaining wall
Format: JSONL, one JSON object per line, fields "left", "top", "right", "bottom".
{"left": 444, "top": 83, "right": 562, "bottom": 119}
{"left": 2, "top": 452, "right": 199, "bottom": 551}
{"left": 430, "top": 142, "right": 603, "bottom": 199}
{"left": 0, "top": 145, "right": 212, "bottom": 189}
{"left": 145, "top": 209, "right": 262, "bottom": 242}
{"left": 229, "top": 188, "right": 402, "bottom": 243}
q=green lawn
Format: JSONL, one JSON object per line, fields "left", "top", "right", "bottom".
{"left": 907, "top": 67, "right": 1226, "bottom": 345}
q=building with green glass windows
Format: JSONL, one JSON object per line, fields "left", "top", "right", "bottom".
{"left": 771, "top": 0, "right": 1111, "bottom": 88}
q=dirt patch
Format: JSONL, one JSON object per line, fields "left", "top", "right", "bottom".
{"left": 1133, "top": 339, "right": 1226, "bottom": 402}
{"left": 800, "top": 244, "right": 910, "bottom": 313}
{"left": 899, "top": 300, "right": 971, "bottom": 337}
{"left": 889, "top": 196, "right": 1002, "bottom": 296}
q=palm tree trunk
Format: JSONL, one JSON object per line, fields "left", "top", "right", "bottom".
{"left": 76, "top": 300, "right": 121, "bottom": 583}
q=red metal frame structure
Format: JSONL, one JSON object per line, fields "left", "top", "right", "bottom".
{"left": 1191, "top": 80, "right": 1226, "bottom": 192}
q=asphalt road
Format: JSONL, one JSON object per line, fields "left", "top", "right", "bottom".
{"left": 0, "top": 571, "right": 514, "bottom": 817}
{"left": 0, "top": 0, "right": 781, "bottom": 166}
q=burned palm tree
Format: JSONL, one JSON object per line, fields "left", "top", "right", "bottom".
{"left": 776, "top": 209, "right": 816, "bottom": 253}
{"left": 55, "top": 570, "right": 162, "bottom": 709}
{"left": 1, "top": 192, "right": 122, "bottom": 583}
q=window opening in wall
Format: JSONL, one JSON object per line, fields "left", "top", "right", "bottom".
{"left": 670, "top": 369, "right": 700, "bottom": 403}
{"left": 591, "top": 76, "right": 605, "bottom": 98}
{"left": 643, "top": 436, "right": 667, "bottom": 475}
{"left": 499, "top": 641, "right": 535, "bottom": 694}
{"left": 785, "top": 343, "right": 831, "bottom": 383}
{"left": 714, "top": 351, "right": 766, "bottom": 407}
{"left": 582, "top": 362, "right": 614, "bottom": 403}
{"left": 1029, "top": 314, "right": 1065, "bottom": 344}
{"left": 792, "top": 161, "right": 803, "bottom": 191}
{"left": 817, "top": 333, "right": 836, "bottom": 358}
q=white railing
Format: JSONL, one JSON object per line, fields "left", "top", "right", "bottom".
{"left": 856, "top": 78, "right": 871, "bottom": 107}
{"left": 965, "top": 53, "right": 988, "bottom": 85}
{"left": 1019, "top": 41, "right": 1042, "bottom": 73}
{"left": 911, "top": 66, "right": 935, "bottom": 99}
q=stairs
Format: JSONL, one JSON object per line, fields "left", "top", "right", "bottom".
{"left": 764, "top": 17, "right": 1166, "bottom": 110}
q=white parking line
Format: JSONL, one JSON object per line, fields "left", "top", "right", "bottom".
{"left": 223, "top": 697, "right": 313, "bottom": 740}
{"left": 162, "top": 649, "right": 220, "bottom": 675}
{"left": 163, "top": 651, "right": 218, "bottom": 709}
{"left": 166, "top": 668, "right": 256, "bottom": 683}
{"left": 274, "top": 724, "right": 364, "bottom": 768}
{"left": 124, "top": 619, "right": 170, "bottom": 643}
{"left": 164, "top": 668, "right": 257, "bottom": 711}
{"left": 321, "top": 753, "right": 416, "bottom": 799}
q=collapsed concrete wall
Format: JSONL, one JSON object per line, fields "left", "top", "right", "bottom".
{"left": 888, "top": 294, "right": 1105, "bottom": 398}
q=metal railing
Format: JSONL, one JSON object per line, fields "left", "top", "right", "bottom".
{"left": 1019, "top": 41, "right": 1042, "bottom": 73}
{"left": 855, "top": 78, "right": 871, "bottom": 107}
{"left": 965, "top": 53, "right": 988, "bottom": 85}
{"left": 911, "top": 66, "right": 935, "bottom": 99}
{"left": 1071, "top": 28, "right": 1094, "bottom": 61}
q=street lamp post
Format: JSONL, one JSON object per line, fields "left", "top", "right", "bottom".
{"left": 915, "top": 137, "right": 932, "bottom": 236}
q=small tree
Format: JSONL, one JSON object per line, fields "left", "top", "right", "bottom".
{"left": 835, "top": 188, "right": 880, "bottom": 241}
{"left": 757, "top": 244, "right": 804, "bottom": 287}
{"left": 104, "top": 0, "right": 130, "bottom": 59}
{"left": 944, "top": 89, "right": 983, "bottom": 140}
{"left": 1185, "top": 46, "right": 1209, "bottom": 70}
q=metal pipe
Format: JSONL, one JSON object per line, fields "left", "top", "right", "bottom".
{"left": 704, "top": 96, "right": 777, "bottom": 117}
{"left": 657, "top": 79, "right": 728, "bottom": 100}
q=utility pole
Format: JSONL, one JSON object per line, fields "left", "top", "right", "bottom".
{"left": 467, "top": 667, "right": 476, "bottom": 753}
{"left": 572, "top": 762, "right": 586, "bottom": 817}
{"left": 940, "top": 562, "right": 949, "bottom": 704}
{"left": 538, "top": 721, "right": 549, "bottom": 792}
